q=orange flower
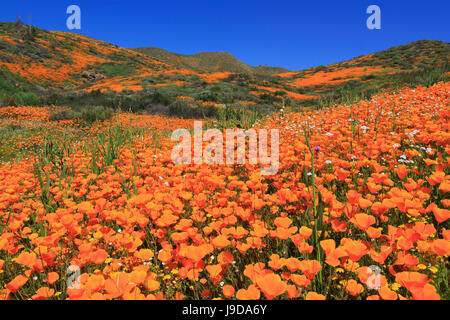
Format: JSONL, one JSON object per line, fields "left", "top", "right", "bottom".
{"left": 345, "top": 279, "right": 363, "bottom": 296}
{"left": 32, "top": 287, "right": 55, "bottom": 300}
{"left": 236, "top": 284, "right": 260, "bottom": 300}
{"left": 285, "top": 258, "right": 301, "bottom": 272}
{"left": 299, "top": 226, "right": 313, "bottom": 240}
{"left": 298, "top": 260, "right": 322, "bottom": 280}
{"left": 90, "top": 249, "right": 108, "bottom": 265}
{"left": 212, "top": 235, "right": 231, "bottom": 249}
{"left": 409, "top": 283, "right": 440, "bottom": 300}
{"left": 395, "top": 272, "right": 429, "bottom": 291}
{"left": 346, "top": 190, "right": 360, "bottom": 205}
{"left": 366, "top": 227, "right": 382, "bottom": 239}
{"left": 47, "top": 272, "right": 59, "bottom": 285}
{"left": 6, "top": 275, "right": 28, "bottom": 293}
{"left": 268, "top": 254, "right": 286, "bottom": 271}
{"left": 426, "top": 171, "right": 445, "bottom": 186}
{"left": 256, "top": 273, "right": 287, "bottom": 300}
{"left": 85, "top": 274, "right": 105, "bottom": 292}
{"left": 379, "top": 286, "right": 398, "bottom": 300}
{"left": 350, "top": 213, "right": 376, "bottom": 231}
{"left": 223, "top": 285, "right": 235, "bottom": 298}
{"left": 358, "top": 198, "right": 373, "bottom": 210}
{"left": 433, "top": 207, "right": 450, "bottom": 223}
{"left": 305, "top": 291, "right": 325, "bottom": 300}
{"left": 217, "top": 251, "right": 234, "bottom": 265}
{"left": 342, "top": 239, "right": 368, "bottom": 262}
{"left": 290, "top": 274, "right": 311, "bottom": 287}
{"left": 206, "top": 264, "right": 222, "bottom": 283}
{"left": 180, "top": 245, "right": 211, "bottom": 262}
{"left": 274, "top": 217, "right": 293, "bottom": 228}
{"left": 244, "top": 263, "right": 270, "bottom": 283}
{"left": 430, "top": 239, "right": 450, "bottom": 256}
{"left": 135, "top": 249, "right": 154, "bottom": 261}
{"left": 395, "top": 165, "right": 408, "bottom": 180}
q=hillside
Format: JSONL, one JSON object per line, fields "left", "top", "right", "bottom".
{"left": 133, "top": 47, "right": 289, "bottom": 75}
{"left": 0, "top": 21, "right": 448, "bottom": 114}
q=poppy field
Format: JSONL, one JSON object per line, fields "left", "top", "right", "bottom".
{"left": 0, "top": 81, "right": 448, "bottom": 300}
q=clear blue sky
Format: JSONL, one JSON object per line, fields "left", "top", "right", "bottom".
{"left": 1, "top": 0, "right": 448, "bottom": 70}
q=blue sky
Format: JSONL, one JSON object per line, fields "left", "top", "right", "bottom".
{"left": 0, "top": 0, "right": 448, "bottom": 70}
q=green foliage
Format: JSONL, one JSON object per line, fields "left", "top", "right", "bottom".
{"left": 168, "top": 99, "right": 216, "bottom": 119}
{"left": 49, "top": 106, "right": 114, "bottom": 123}
{"left": 0, "top": 67, "right": 37, "bottom": 106}
{"left": 14, "top": 92, "right": 39, "bottom": 106}
{"left": 98, "top": 62, "right": 136, "bottom": 77}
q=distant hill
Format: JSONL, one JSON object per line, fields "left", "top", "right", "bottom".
{"left": 133, "top": 47, "right": 289, "bottom": 75}
{"left": 0, "top": 20, "right": 448, "bottom": 111}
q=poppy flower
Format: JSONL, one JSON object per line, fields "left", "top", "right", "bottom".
{"left": 256, "top": 273, "right": 287, "bottom": 300}
{"left": 378, "top": 286, "right": 398, "bottom": 300}
{"left": 222, "top": 285, "right": 235, "bottom": 298}
{"left": 342, "top": 239, "right": 368, "bottom": 262}
{"left": 7, "top": 275, "right": 28, "bottom": 293}
{"left": 395, "top": 272, "right": 429, "bottom": 291}
{"left": 350, "top": 213, "right": 376, "bottom": 231}
{"left": 236, "top": 284, "right": 260, "bottom": 300}
{"left": 345, "top": 279, "right": 363, "bottom": 296}
{"left": 298, "top": 260, "right": 322, "bottom": 280}
{"left": 290, "top": 274, "right": 311, "bottom": 287}
{"left": 305, "top": 292, "right": 325, "bottom": 300}
{"left": 32, "top": 287, "right": 55, "bottom": 300}
{"left": 46, "top": 272, "right": 59, "bottom": 285}
{"left": 409, "top": 283, "right": 440, "bottom": 300}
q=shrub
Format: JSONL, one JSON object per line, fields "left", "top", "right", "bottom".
{"left": 49, "top": 106, "right": 114, "bottom": 123}
{"left": 79, "top": 106, "right": 114, "bottom": 123}
{"left": 49, "top": 109, "right": 76, "bottom": 121}
{"left": 14, "top": 92, "right": 39, "bottom": 106}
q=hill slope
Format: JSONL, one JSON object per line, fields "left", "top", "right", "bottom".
{"left": 133, "top": 47, "right": 289, "bottom": 75}
{"left": 0, "top": 20, "right": 448, "bottom": 113}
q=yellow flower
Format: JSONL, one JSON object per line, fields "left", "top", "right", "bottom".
{"left": 391, "top": 283, "right": 401, "bottom": 291}
{"left": 93, "top": 232, "right": 103, "bottom": 239}
{"left": 417, "top": 264, "right": 426, "bottom": 270}
{"left": 429, "top": 266, "right": 438, "bottom": 274}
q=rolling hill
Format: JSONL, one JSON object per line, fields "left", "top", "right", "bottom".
{"left": 133, "top": 47, "right": 289, "bottom": 75}
{"left": 0, "top": 20, "right": 448, "bottom": 113}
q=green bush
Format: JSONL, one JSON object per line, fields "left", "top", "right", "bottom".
{"left": 79, "top": 106, "right": 114, "bottom": 123}
{"left": 15, "top": 92, "right": 39, "bottom": 106}
{"left": 168, "top": 100, "right": 216, "bottom": 119}
{"left": 49, "top": 109, "right": 76, "bottom": 121}
{"left": 49, "top": 106, "right": 114, "bottom": 123}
